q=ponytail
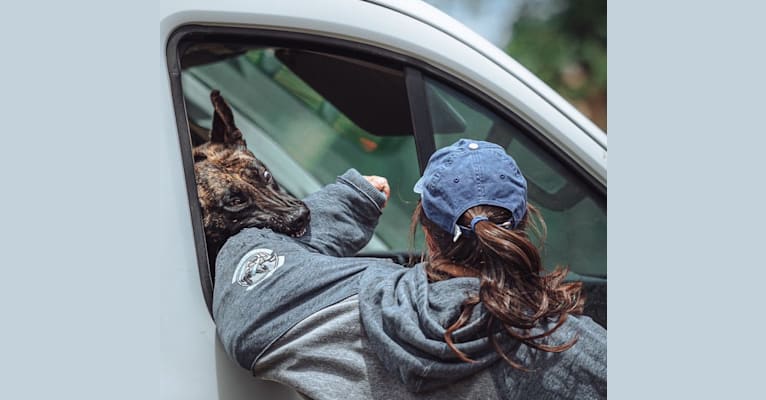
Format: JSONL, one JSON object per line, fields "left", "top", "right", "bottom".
{"left": 411, "top": 201, "right": 585, "bottom": 370}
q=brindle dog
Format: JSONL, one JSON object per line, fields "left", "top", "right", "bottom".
{"left": 193, "top": 90, "right": 310, "bottom": 261}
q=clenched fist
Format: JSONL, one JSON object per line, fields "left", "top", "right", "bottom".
{"left": 363, "top": 175, "right": 390, "bottom": 208}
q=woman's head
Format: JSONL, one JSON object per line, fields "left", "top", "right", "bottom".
{"left": 411, "top": 139, "right": 584, "bottom": 369}
{"left": 413, "top": 139, "right": 528, "bottom": 239}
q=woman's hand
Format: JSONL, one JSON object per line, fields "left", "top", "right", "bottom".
{"left": 363, "top": 175, "right": 390, "bottom": 208}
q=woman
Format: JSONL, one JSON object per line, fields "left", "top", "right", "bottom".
{"left": 213, "top": 139, "right": 606, "bottom": 399}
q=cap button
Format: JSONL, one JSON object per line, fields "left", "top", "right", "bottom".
{"left": 468, "top": 143, "right": 479, "bottom": 150}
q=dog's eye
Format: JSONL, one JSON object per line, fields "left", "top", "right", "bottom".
{"left": 226, "top": 191, "right": 247, "bottom": 206}
{"left": 263, "top": 171, "right": 271, "bottom": 181}
{"left": 223, "top": 193, "right": 249, "bottom": 213}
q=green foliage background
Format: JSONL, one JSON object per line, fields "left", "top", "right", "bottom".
{"left": 505, "top": 0, "right": 607, "bottom": 131}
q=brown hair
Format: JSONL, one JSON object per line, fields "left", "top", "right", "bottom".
{"left": 410, "top": 201, "right": 584, "bottom": 370}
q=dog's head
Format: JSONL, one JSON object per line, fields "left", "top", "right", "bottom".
{"left": 193, "top": 90, "right": 310, "bottom": 258}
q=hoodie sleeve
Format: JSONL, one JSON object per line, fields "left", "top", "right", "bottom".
{"left": 297, "top": 168, "right": 387, "bottom": 257}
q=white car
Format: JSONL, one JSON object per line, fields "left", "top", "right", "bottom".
{"left": 160, "top": 1, "right": 606, "bottom": 398}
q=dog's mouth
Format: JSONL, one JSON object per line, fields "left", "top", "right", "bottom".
{"left": 289, "top": 226, "right": 308, "bottom": 238}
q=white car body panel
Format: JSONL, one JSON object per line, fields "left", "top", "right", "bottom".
{"left": 160, "top": 1, "right": 606, "bottom": 398}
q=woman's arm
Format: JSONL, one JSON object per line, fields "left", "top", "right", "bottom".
{"left": 297, "top": 168, "right": 389, "bottom": 257}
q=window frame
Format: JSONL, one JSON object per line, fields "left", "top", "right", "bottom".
{"left": 166, "top": 24, "right": 606, "bottom": 317}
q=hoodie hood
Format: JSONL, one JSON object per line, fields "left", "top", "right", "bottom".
{"left": 359, "top": 263, "right": 504, "bottom": 392}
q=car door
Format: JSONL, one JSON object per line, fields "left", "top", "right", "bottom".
{"left": 171, "top": 26, "right": 605, "bottom": 324}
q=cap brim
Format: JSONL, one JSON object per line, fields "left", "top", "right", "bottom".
{"left": 413, "top": 176, "right": 425, "bottom": 194}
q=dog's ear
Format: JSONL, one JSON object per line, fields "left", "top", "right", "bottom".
{"left": 209, "top": 90, "right": 244, "bottom": 146}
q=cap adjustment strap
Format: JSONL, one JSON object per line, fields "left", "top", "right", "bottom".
{"left": 469, "top": 216, "right": 489, "bottom": 231}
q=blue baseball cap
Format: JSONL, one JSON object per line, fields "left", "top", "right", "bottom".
{"left": 413, "top": 139, "right": 527, "bottom": 239}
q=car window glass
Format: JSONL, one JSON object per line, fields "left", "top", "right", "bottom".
{"left": 425, "top": 78, "right": 606, "bottom": 278}
{"left": 182, "top": 48, "right": 421, "bottom": 254}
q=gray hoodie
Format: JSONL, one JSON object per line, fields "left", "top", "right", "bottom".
{"left": 214, "top": 169, "right": 606, "bottom": 399}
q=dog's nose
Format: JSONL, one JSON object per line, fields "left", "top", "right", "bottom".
{"left": 293, "top": 207, "right": 310, "bottom": 227}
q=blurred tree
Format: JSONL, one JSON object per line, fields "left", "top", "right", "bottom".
{"left": 506, "top": 0, "right": 607, "bottom": 131}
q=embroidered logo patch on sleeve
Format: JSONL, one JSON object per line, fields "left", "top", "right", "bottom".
{"left": 232, "top": 248, "right": 285, "bottom": 291}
